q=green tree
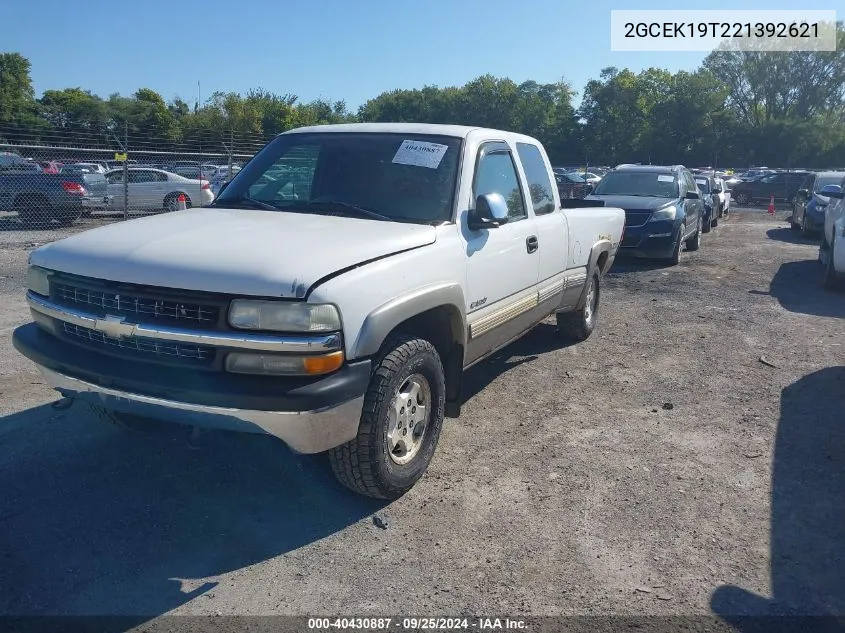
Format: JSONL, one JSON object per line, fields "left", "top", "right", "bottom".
{"left": 0, "top": 52, "right": 37, "bottom": 125}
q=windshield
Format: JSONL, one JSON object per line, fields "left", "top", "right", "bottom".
{"left": 214, "top": 132, "right": 462, "bottom": 224}
{"left": 591, "top": 171, "right": 679, "bottom": 198}
{"left": 695, "top": 178, "right": 711, "bottom": 193}
{"left": 815, "top": 175, "right": 845, "bottom": 192}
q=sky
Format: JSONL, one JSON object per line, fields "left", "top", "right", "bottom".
{"left": 0, "top": 0, "right": 835, "bottom": 111}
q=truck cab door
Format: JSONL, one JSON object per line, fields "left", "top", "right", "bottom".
{"left": 461, "top": 141, "right": 540, "bottom": 366}
{"left": 514, "top": 142, "right": 568, "bottom": 289}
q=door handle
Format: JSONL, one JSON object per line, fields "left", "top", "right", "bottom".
{"left": 526, "top": 235, "right": 539, "bottom": 254}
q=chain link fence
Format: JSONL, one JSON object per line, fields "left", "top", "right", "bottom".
{"left": 0, "top": 121, "right": 273, "bottom": 239}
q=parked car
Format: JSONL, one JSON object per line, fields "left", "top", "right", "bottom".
{"left": 104, "top": 167, "right": 214, "bottom": 212}
{"left": 790, "top": 171, "right": 845, "bottom": 236}
{"left": 13, "top": 123, "right": 625, "bottom": 499}
{"left": 819, "top": 182, "right": 845, "bottom": 272}
{"left": 823, "top": 206, "right": 845, "bottom": 290}
{"left": 730, "top": 171, "right": 811, "bottom": 206}
{"left": 737, "top": 168, "right": 774, "bottom": 181}
{"left": 0, "top": 154, "right": 43, "bottom": 172}
{"left": 39, "top": 161, "right": 63, "bottom": 174}
{"left": 694, "top": 174, "right": 723, "bottom": 232}
{"left": 567, "top": 171, "right": 602, "bottom": 185}
{"left": 554, "top": 172, "right": 593, "bottom": 199}
{"left": 714, "top": 176, "right": 731, "bottom": 214}
{"left": 585, "top": 164, "right": 704, "bottom": 265}
{"left": 0, "top": 171, "right": 111, "bottom": 226}
{"left": 209, "top": 165, "right": 241, "bottom": 195}
{"left": 70, "top": 162, "right": 108, "bottom": 174}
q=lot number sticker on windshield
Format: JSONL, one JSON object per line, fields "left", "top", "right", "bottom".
{"left": 392, "top": 140, "right": 449, "bottom": 169}
{"left": 657, "top": 175, "right": 675, "bottom": 182}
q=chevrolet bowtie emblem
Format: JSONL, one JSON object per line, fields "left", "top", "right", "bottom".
{"left": 93, "top": 314, "right": 136, "bottom": 338}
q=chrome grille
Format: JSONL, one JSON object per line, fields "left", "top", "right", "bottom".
{"left": 63, "top": 322, "right": 213, "bottom": 362}
{"left": 52, "top": 281, "right": 219, "bottom": 326}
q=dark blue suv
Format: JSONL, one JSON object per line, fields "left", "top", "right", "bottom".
{"left": 584, "top": 165, "right": 704, "bottom": 265}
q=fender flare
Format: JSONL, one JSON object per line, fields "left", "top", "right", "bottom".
{"left": 575, "top": 240, "right": 612, "bottom": 310}
{"left": 350, "top": 282, "right": 467, "bottom": 360}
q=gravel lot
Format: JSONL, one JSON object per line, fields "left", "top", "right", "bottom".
{"left": 0, "top": 207, "right": 842, "bottom": 626}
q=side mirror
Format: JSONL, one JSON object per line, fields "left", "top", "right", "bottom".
{"left": 468, "top": 193, "right": 509, "bottom": 230}
{"left": 819, "top": 184, "right": 844, "bottom": 198}
{"left": 797, "top": 188, "right": 810, "bottom": 197}
{"left": 685, "top": 191, "right": 700, "bottom": 200}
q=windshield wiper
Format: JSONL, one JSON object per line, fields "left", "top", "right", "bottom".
{"left": 293, "top": 200, "right": 391, "bottom": 222}
{"left": 216, "top": 196, "right": 281, "bottom": 211}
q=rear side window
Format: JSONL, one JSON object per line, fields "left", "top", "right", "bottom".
{"left": 515, "top": 142, "right": 555, "bottom": 215}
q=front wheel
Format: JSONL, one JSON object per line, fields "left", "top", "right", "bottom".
{"left": 557, "top": 271, "right": 600, "bottom": 342}
{"left": 823, "top": 234, "right": 840, "bottom": 290}
{"left": 329, "top": 334, "right": 446, "bottom": 499}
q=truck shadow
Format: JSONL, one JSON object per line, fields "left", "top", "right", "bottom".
{"left": 461, "top": 322, "right": 576, "bottom": 402}
{"left": 0, "top": 402, "right": 385, "bottom": 628}
{"left": 710, "top": 366, "right": 845, "bottom": 632}
{"left": 753, "top": 260, "right": 845, "bottom": 319}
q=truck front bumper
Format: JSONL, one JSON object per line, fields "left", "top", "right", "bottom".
{"left": 13, "top": 322, "right": 368, "bottom": 454}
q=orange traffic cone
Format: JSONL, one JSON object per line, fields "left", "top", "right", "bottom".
{"left": 767, "top": 194, "right": 775, "bottom": 215}
{"left": 177, "top": 193, "right": 187, "bottom": 211}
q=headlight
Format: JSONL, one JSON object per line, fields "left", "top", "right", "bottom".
{"left": 225, "top": 351, "right": 344, "bottom": 376}
{"left": 27, "top": 265, "right": 51, "bottom": 296}
{"left": 650, "top": 205, "right": 677, "bottom": 221}
{"left": 228, "top": 299, "right": 341, "bottom": 332}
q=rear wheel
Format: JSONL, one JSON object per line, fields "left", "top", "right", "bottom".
{"left": 735, "top": 192, "right": 750, "bottom": 206}
{"left": 329, "top": 334, "right": 446, "bottom": 499}
{"left": 557, "top": 272, "right": 600, "bottom": 342}
{"left": 55, "top": 205, "right": 82, "bottom": 227}
{"left": 801, "top": 213, "right": 813, "bottom": 238}
{"left": 164, "top": 192, "right": 192, "bottom": 212}
{"left": 15, "top": 194, "right": 52, "bottom": 228}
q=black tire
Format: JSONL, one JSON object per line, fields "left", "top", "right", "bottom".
{"left": 735, "top": 192, "right": 750, "bottom": 206}
{"left": 15, "top": 194, "right": 53, "bottom": 228}
{"left": 164, "top": 192, "right": 192, "bottom": 212}
{"left": 711, "top": 215, "right": 718, "bottom": 228}
{"left": 685, "top": 217, "right": 701, "bottom": 251}
{"left": 823, "top": 234, "right": 840, "bottom": 290}
{"left": 800, "top": 213, "right": 813, "bottom": 238}
{"left": 557, "top": 272, "right": 600, "bottom": 342}
{"left": 329, "top": 334, "right": 446, "bottom": 499}
{"left": 702, "top": 213, "right": 712, "bottom": 233}
{"left": 55, "top": 205, "right": 82, "bottom": 227}
{"left": 666, "top": 224, "right": 683, "bottom": 265}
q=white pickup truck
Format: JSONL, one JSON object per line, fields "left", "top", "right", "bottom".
{"left": 14, "top": 123, "right": 625, "bottom": 499}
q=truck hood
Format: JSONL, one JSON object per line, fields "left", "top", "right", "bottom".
{"left": 585, "top": 194, "right": 677, "bottom": 211}
{"left": 31, "top": 208, "right": 437, "bottom": 297}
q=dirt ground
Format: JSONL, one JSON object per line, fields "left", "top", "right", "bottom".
{"left": 0, "top": 208, "right": 843, "bottom": 627}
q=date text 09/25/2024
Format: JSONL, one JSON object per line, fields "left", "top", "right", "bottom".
{"left": 307, "top": 617, "right": 528, "bottom": 630}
